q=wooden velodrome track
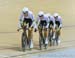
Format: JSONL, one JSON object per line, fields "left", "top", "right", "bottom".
{"left": 0, "top": 0, "right": 75, "bottom": 58}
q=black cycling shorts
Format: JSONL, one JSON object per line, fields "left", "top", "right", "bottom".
{"left": 39, "top": 20, "right": 47, "bottom": 27}
{"left": 23, "top": 18, "right": 33, "bottom": 27}
{"left": 55, "top": 21, "right": 60, "bottom": 27}
{"left": 49, "top": 21, "right": 54, "bottom": 28}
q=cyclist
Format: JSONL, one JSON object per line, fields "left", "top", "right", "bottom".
{"left": 17, "top": 7, "right": 37, "bottom": 49}
{"left": 37, "top": 11, "right": 49, "bottom": 49}
{"left": 53, "top": 13, "right": 62, "bottom": 44}
{"left": 45, "top": 13, "right": 56, "bottom": 46}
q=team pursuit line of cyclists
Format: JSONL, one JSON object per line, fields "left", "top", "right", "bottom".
{"left": 17, "top": 7, "right": 62, "bottom": 51}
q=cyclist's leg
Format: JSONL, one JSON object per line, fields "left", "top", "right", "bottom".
{"left": 28, "top": 28, "right": 33, "bottom": 49}
{"left": 38, "top": 23, "right": 44, "bottom": 41}
{"left": 49, "top": 26, "right": 55, "bottom": 46}
{"left": 57, "top": 27, "right": 61, "bottom": 44}
{"left": 50, "top": 21, "right": 55, "bottom": 39}
{"left": 38, "top": 23, "right": 43, "bottom": 40}
{"left": 44, "top": 28, "right": 48, "bottom": 45}
{"left": 27, "top": 19, "right": 33, "bottom": 49}
{"left": 52, "top": 27, "right": 56, "bottom": 39}
{"left": 55, "top": 21, "right": 61, "bottom": 36}
{"left": 58, "top": 28, "right": 61, "bottom": 36}
{"left": 48, "top": 27, "right": 52, "bottom": 38}
{"left": 28, "top": 28, "right": 33, "bottom": 39}
{"left": 55, "top": 21, "right": 61, "bottom": 45}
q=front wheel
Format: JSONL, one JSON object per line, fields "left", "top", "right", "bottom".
{"left": 21, "top": 32, "right": 27, "bottom": 52}
{"left": 48, "top": 30, "right": 53, "bottom": 46}
{"left": 39, "top": 37, "right": 42, "bottom": 50}
{"left": 55, "top": 34, "right": 59, "bottom": 46}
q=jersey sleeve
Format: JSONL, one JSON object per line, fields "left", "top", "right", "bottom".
{"left": 18, "top": 12, "right": 23, "bottom": 28}
{"left": 45, "top": 16, "right": 49, "bottom": 28}
{"left": 52, "top": 16, "right": 56, "bottom": 28}
{"left": 59, "top": 16, "right": 62, "bottom": 28}
{"left": 29, "top": 11, "right": 34, "bottom": 21}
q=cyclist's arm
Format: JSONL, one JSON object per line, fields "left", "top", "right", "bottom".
{"left": 37, "top": 17, "right": 40, "bottom": 27}
{"left": 46, "top": 17, "right": 49, "bottom": 28}
{"left": 59, "top": 17, "right": 62, "bottom": 29}
{"left": 18, "top": 12, "right": 23, "bottom": 29}
{"left": 52, "top": 17, "right": 56, "bottom": 29}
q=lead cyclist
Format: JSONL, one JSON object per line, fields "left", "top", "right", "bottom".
{"left": 17, "top": 7, "right": 37, "bottom": 49}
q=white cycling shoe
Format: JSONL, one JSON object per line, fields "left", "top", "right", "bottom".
{"left": 30, "top": 40, "right": 33, "bottom": 49}
{"left": 45, "top": 38, "right": 48, "bottom": 44}
{"left": 58, "top": 39, "right": 61, "bottom": 44}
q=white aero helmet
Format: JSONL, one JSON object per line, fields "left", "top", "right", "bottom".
{"left": 22, "top": 7, "right": 29, "bottom": 13}
{"left": 38, "top": 11, "right": 44, "bottom": 17}
{"left": 53, "top": 13, "right": 59, "bottom": 17}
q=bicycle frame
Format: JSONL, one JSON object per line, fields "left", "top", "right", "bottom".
{"left": 38, "top": 25, "right": 48, "bottom": 49}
